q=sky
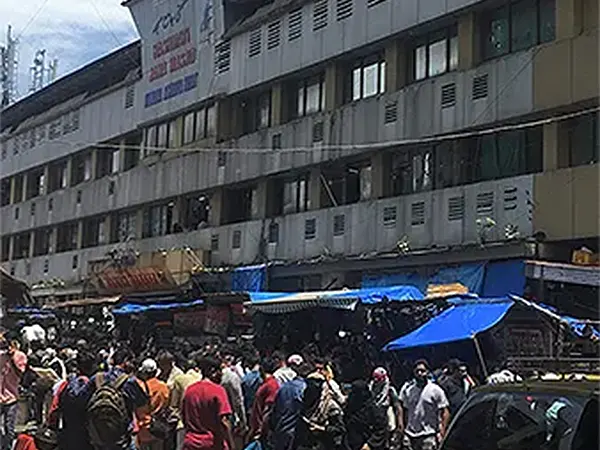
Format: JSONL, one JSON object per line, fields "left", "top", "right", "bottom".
{"left": 0, "top": 0, "right": 139, "bottom": 100}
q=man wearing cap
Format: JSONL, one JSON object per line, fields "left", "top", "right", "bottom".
{"left": 135, "top": 358, "right": 170, "bottom": 450}
{"left": 273, "top": 354, "right": 303, "bottom": 385}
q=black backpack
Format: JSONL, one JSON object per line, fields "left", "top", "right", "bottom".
{"left": 86, "top": 373, "right": 130, "bottom": 449}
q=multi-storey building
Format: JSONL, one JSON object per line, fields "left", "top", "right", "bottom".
{"left": 0, "top": 0, "right": 598, "bottom": 307}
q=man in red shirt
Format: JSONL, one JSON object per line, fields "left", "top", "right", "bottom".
{"left": 182, "top": 356, "right": 235, "bottom": 450}
{"left": 247, "top": 357, "right": 280, "bottom": 443}
{"left": 0, "top": 336, "right": 27, "bottom": 450}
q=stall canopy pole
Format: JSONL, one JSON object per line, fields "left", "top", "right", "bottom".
{"left": 472, "top": 335, "right": 488, "bottom": 379}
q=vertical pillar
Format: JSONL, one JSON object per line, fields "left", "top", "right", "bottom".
{"left": 271, "top": 84, "right": 283, "bottom": 126}
{"left": 458, "top": 12, "right": 478, "bottom": 70}
{"left": 385, "top": 40, "right": 409, "bottom": 92}
{"left": 90, "top": 149, "right": 98, "bottom": 180}
{"left": 324, "top": 63, "right": 345, "bottom": 111}
{"left": 65, "top": 158, "right": 73, "bottom": 187}
{"left": 8, "top": 235, "right": 14, "bottom": 261}
{"left": 9, "top": 177, "right": 16, "bottom": 204}
{"left": 308, "top": 167, "right": 322, "bottom": 210}
{"left": 543, "top": 122, "right": 560, "bottom": 171}
{"left": 119, "top": 139, "right": 127, "bottom": 173}
{"left": 209, "top": 189, "right": 223, "bottom": 227}
{"left": 20, "top": 173, "right": 28, "bottom": 202}
{"left": 49, "top": 228, "right": 57, "bottom": 254}
{"left": 556, "top": 0, "right": 583, "bottom": 39}
{"left": 135, "top": 209, "right": 144, "bottom": 239}
{"left": 76, "top": 221, "right": 84, "bottom": 249}
{"left": 28, "top": 231, "right": 35, "bottom": 259}
{"left": 370, "top": 152, "right": 386, "bottom": 199}
{"left": 170, "top": 197, "right": 184, "bottom": 232}
{"left": 252, "top": 180, "right": 268, "bottom": 220}
{"left": 42, "top": 165, "right": 50, "bottom": 195}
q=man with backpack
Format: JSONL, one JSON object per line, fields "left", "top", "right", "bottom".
{"left": 47, "top": 352, "right": 96, "bottom": 450}
{"left": 83, "top": 347, "right": 149, "bottom": 450}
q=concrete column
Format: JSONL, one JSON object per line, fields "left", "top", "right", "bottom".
{"left": 216, "top": 98, "right": 241, "bottom": 141}
{"left": 20, "top": 173, "right": 27, "bottom": 202}
{"left": 8, "top": 235, "right": 14, "bottom": 261}
{"left": 209, "top": 189, "right": 223, "bottom": 227}
{"left": 90, "top": 149, "right": 98, "bottom": 181}
{"left": 28, "top": 232, "right": 35, "bottom": 259}
{"left": 308, "top": 167, "right": 322, "bottom": 210}
{"left": 556, "top": 0, "right": 583, "bottom": 39}
{"left": 458, "top": 12, "right": 478, "bottom": 70}
{"left": 543, "top": 122, "right": 560, "bottom": 171}
{"left": 385, "top": 40, "right": 409, "bottom": 92}
{"left": 49, "top": 228, "right": 57, "bottom": 254}
{"left": 324, "top": 63, "right": 344, "bottom": 111}
{"left": 170, "top": 197, "right": 183, "bottom": 232}
{"left": 42, "top": 165, "right": 50, "bottom": 195}
{"left": 119, "top": 139, "right": 127, "bottom": 173}
{"left": 135, "top": 209, "right": 144, "bottom": 239}
{"left": 370, "top": 152, "right": 386, "bottom": 199}
{"left": 252, "top": 180, "right": 268, "bottom": 220}
{"left": 76, "top": 221, "right": 84, "bottom": 249}
{"left": 9, "top": 177, "right": 16, "bottom": 204}
{"left": 65, "top": 157, "right": 73, "bottom": 187}
{"left": 271, "top": 84, "right": 283, "bottom": 126}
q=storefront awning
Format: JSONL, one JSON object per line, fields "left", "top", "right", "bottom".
{"left": 112, "top": 299, "right": 204, "bottom": 315}
{"left": 247, "top": 285, "right": 423, "bottom": 314}
{"left": 50, "top": 296, "right": 122, "bottom": 309}
{"left": 383, "top": 299, "right": 514, "bottom": 352}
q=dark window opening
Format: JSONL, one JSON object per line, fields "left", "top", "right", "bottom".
{"left": 12, "top": 175, "right": 23, "bottom": 204}
{"left": 267, "top": 174, "right": 310, "bottom": 217}
{"left": 321, "top": 162, "right": 371, "bottom": 207}
{"left": 268, "top": 222, "right": 279, "bottom": 243}
{"left": 563, "top": 113, "right": 599, "bottom": 168}
{"left": 241, "top": 91, "right": 271, "bottom": 134}
{"left": 123, "top": 132, "right": 142, "bottom": 171}
{"left": 481, "top": 0, "right": 555, "bottom": 60}
{"left": 222, "top": 186, "right": 255, "bottom": 225}
{"left": 48, "top": 160, "right": 69, "bottom": 193}
{"left": 232, "top": 230, "right": 242, "bottom": 249}
{"left": 1, "top": 179, "right": 10, "bottom": 207}
{"left": 435, "top": 141, "right": 472, "bottom": 189}
{"left": 71, "top": 152, "right": 93, "bottom": 186}
{"left": 57, "top": 222, "right": 78, "bottom": 253}
{"left": 82, "top": 216, "right": 106, "bottom": 248}
{"left": 142, "top": 203, "right": 174, "bottom": 238}
{"left": 25, "top": 169, "right": 45, "bottom": 200}
{"left": 290, "top": 74, "right": 326, "bottom": 119}
{"left": 13, "top": 232, "right": 31, "bottom": 259}
{"left": 96, "top": 148, "right": 119, "bottom": 178}
{"left": 182, "top": 195, "right": 210, "bottom": 230}
{"left": 1, "top": 236, "right": 10, "bottom": 262}
{"left": 33, "top": 228, "right": 52, "bottom": 257}
{"left": 110, "top": 211, "right": 137, "bottom": 243}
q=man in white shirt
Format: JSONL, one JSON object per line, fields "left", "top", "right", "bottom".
{"left": 399, "top": 359, "right": 450, "bottom": 450}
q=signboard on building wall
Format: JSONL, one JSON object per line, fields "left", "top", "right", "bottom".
{"left": 127, "top": 0, "right": 220, "bottom": 122}
{"left": 92, "top": 267, "right": 176, "bottom": 295}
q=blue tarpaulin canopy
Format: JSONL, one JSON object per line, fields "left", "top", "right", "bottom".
{"left": 112, "top": 299, "right": 204, "bottom": 315}
{"left": 383, "top": 298, "right": 514, "bottom": 351}
{"left": 247, "top": 285, "right": 423, "bottom": 314}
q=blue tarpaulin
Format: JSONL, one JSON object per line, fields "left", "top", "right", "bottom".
{"left": 248, "top": 285, "right": 424, "bottom": 314}
{"left": 383, "top": 299, "right": 514, "bottom": 351}
{"left": 363, "top": 260, "right": 525, "bottom": 297}
{"left": 112, "top": 299, "right": 204, "bottom": 315}
{"left": 232, "top": 264, "right": 267, "bottom": 292}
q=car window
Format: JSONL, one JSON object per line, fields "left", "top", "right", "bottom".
{"left": 443, "top": 391, "right": 587, "bottom": 450}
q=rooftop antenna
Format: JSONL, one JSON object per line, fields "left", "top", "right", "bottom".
{"left": 1, "top": 25, "right": 18, "bottom": 106}
{"left": 29, "top": 49, "right": 46, "bottom": 92}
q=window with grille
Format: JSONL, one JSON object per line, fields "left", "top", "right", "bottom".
{"left": 411, "top": 201, "right": 425, "bottom": 226}
{"left": 313, "top": 0, "right": 328, "bottom": 31}
{"left": 385, "top": 101, "right": 398, "bottom": 123}
{"left": 125, "top": 86, "right": 135, "bottom": 109}
{"left": 472, "top": 74, "right": 489, "bottom": 100}
{"left": 476, "top": 192, "right": 494, "bottom": 215}
{"left": 383, "top": 206, "right": 397, "bottom": 227}
{"left": 333, "top": 214, "right": 345, "bottom": 236}
{"left": 272, "top": 133, "right": 282, "bottom": 149}
{"left": 215, "top": 40, "right": 231, "bottom": 74}
{"left": 441, "top": 83, "right": 456, "bottom": 108}
{"left": 232, "top": 230, "right": 242, "bottom": 249}
{"left": 211, "top": 234, "right": 220, "bottom": 251}
{"left": 448, "top": 196, "right": 465, "bottom": 221}
{"left": 312, "top": 121, "right": 324, "bottom": 143}
{"left": 268, "top": 222, "right": 279, "bottom": 243}
{"left": 336, "top": 0, "right": 352, "bottom": 21}
{"left": 288, "top": 8, "right": 303, "bottom": 40}
{"left": 267, "top": 20, "right": 281, "bottom": 49}
{"left": 305, "top": 218, "right": 316, "bottom": 239}
{"left": 218, "top": 151, "right": 227, "bottom": 166}
{"left": 249, "top": 28, "right": 262, "bottom": 57}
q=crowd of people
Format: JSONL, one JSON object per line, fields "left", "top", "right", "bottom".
{"left": 0, "top": 328, "right": 484, "bottom": 450}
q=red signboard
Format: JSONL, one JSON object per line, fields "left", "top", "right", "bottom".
{"left": 94, "top": 267, "right": 175, "bottom": 294}
{"left": 174, "top": 310, "right": 206, "bottom": 334}
{"left": 204, "top": 306, "right": 229, "bottom": 336}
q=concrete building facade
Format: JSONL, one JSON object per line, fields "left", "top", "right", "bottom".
{"left": 0, "top": 0, "right": 598, "bottom": 300}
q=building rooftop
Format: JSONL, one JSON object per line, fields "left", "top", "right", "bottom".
{"left": 1, "top": 40, "right": 142, "bottom": 134}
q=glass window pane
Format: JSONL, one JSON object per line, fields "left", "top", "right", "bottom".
{"left": 449, "top": 35, "right": 459, "bottom": 70}
{"left": 511, "top": 0, "right": 537, "bottom": 52}
{"left": 306, "top": 82, "right": 320, "bottom": 113}
{"left": 297, "top": 85, "right": 305, "bottom": 116}
{"left": 414, "top": 45, "right": 427, "bottom": 80}
{"left": 258, "top": 94, "right": 271, "bottom": 128}
{"left": 352, "top": 67, "right": 362, "bottom": 101}
{"left": 478, "top": 135, "right": 499, "bottom": 181}
{"left": 379, "top": 61, "right": 386, "bottom": 94}
{"left": 363, "top": 62, "right": 379, "bottom": 98}
{"left": 428, "top": 39, "right": 448, "bottom": 76}
{"left": 157, "top": 123, "right": 168, "bottom": 147}
{"left": 168, "top": 120, "right": 177, "bottom": 148}
{"left": 497, "top": 130, "right": 525, "bottom": 177}
{"left": 183, "top": 113, "right": 195, "bottom": 144}
{"left": 485, "top": 7, "right": 509, "bottom": 58}
{"left": 206, "top": 104, "right": 216, "bottom": 136}
{"left": 539, "top": 0, "right": 556, "bottom": 43}
{"left": 570, "top": 115, "right": 598, "bottom": 167}
{"left": 195, "top": 109, "right": 206, "bottom": 139}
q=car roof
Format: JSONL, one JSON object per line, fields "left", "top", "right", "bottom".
{"left": 473, "top": 380, "right": 600, "bottom": 397}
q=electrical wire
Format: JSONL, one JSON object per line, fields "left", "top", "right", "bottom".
{"left": 14, "top": 0, "right": 51, "bottom": 41}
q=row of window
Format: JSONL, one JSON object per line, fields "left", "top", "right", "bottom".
{"left": 1, "top": 109, "right": 81, "bottom": 161}
{"left": 2, "top": 115, "right": 597, "bottom": 262}
{"left": 143, "top": 103, "right": 217, "bottom": 155}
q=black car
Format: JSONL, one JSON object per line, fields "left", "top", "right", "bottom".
{"left": 440, "top": 380, "right": 599, "bottom": 450}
